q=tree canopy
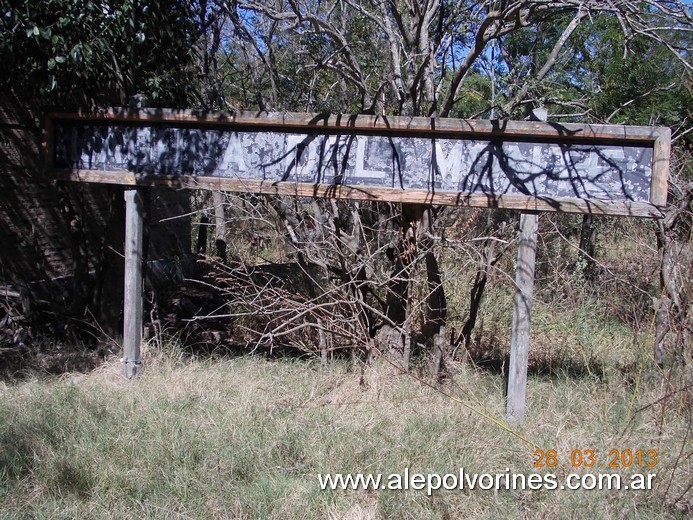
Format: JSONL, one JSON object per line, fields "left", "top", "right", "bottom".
{"left": 1, "top": 0, "right": 199, "bottom": 106}
{"left": 2, "top": 0, "right": 690, "bottom": 125}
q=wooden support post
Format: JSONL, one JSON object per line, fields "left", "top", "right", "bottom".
{"left": 123, "top": 188, "right": 144, "bottom": 379}
{"left": 507, "top": 107, "right": 545, "bottom": 424}
{"left": 506, "top": 212, "right": 538, "bottom": 423}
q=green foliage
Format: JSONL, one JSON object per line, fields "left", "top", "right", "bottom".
{"left": 0, "top": 0, "right": 198, "bottom": 106}
{"left": 495, "top": 10, "right": 691, "bottom": 126}
{"left": 586, "top": 25, "right": 691, "bottom": 127}
{"left": 448, "top": 72, "right": 496, "bottom": 119}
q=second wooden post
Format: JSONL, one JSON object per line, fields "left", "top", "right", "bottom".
{"left": 506, "top": 107, "right": 546, "bottom": 424}
{"left": 123, "top": 188, "right": 144, "bottom": 379}
{"left": 506, "top": 212, "right": 538, "bottom": 423}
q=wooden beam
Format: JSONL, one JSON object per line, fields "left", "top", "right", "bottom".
{"left": 44, "top": 108, "right": 668, "bottom": 143}
{"left": 52, "top": 170, "right": 664, "bottom": 218}
{"left": 123, "top": 188, "right": 144, "bottom": 379}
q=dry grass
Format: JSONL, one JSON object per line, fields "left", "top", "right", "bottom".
{"left": 0, "top": 335, "right": 690, "bottom": 519}
{"left": 2, "top": 210, "right": 689, "bottom": 518}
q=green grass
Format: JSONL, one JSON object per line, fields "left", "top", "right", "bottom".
{"left": 0, "top": 341, "right": 690, "bottom": 519}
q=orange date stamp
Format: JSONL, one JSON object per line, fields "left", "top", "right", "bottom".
{"left": 533, "top": 449, "right": 657, "bottom": 469}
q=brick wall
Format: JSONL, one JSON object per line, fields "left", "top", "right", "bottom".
{"left": 0, "top": 93, "right": 192, "bottom": 290}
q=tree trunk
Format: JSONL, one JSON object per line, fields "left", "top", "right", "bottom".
{"left": 578, "top": 214, "right": 597, "bottom": 281}
{"left": 375, "top": 204, "right": 448, "bottom": 377}
{"left": 418, "top": 207, "right": 447, "bottom": 381}
{"left": 374, "top": 204, "right": 419, "bottom": 369}
{"left": 213, "top": 191, "right": 227, "bottom": 261}
{"left": 653, "top": 181, "right": 692, "bottom": 366}
{"left": 196, "top": 215, "right": 209, "bottom": 255}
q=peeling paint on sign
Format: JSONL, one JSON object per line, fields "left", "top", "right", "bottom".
{"left": 54, "top": 124, "right": 653, "bottom": 204}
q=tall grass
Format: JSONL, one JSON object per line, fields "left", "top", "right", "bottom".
{"left": 0, "top": 334, "right": 689, "bottom": 519}
{"left": 1, "top": 211, "right": 689, "bottom": 518}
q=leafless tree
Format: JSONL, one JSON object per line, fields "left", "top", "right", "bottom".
{"left": 188, "top": 0, "right": 691, "bottom": 374}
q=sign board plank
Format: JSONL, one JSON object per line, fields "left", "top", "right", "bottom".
{"left": 44, "top": 109, "right": 670, "bottom": 217}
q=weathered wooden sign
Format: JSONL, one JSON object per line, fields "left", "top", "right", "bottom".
{"left": 44, "top": 109, "right": 669, "bottom": 217}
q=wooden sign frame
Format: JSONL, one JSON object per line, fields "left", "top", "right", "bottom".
{"left": 43, "top": 108, "right": 670, "bottom": 218}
